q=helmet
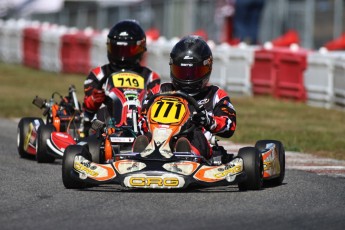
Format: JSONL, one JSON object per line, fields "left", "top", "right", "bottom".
{"left": 107, "top": 19, "right": 146, "bottom": 67}
{"left": 170, "top": 35, "right": 213, "bottom": 94}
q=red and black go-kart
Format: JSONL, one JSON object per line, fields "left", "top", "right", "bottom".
{"left": 62, "top": 91, "right": 285, "bottom": 191}
{"left": 61, "top": 70, "right": 148, "bottom": 166}
{"left": 17, "top": 85, "right": 84, "bottom": 163}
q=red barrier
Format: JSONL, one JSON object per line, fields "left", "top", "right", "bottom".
{"left": 74, "top": 31, "right": 93, "bottom": 74}
{"left": 23, "top": 26, "right": 42, "bottom": 69}
{"left": 251, "top": 46, "right": 309, "bottom": 101}
{"left": 60, "top": 31, "right": 78, "bottom": 73}
{"left": 250, "top": 48, "right": 277, "bottom": 95}
{"left": 274, "top": 47, "right": 309, "bottom": 101}
{"left": 60, "top": 29, "right": 95, "bottom": 74}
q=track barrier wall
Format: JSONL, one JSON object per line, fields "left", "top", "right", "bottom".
{"left": 1, "top": 19, "right": 345, "bottom": 111}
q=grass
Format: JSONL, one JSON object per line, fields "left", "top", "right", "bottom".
{"left": 0, "top": 62, "right": 85, "bottom": 118}
{"left": 1, "top": 62, "right": 345, "bottom": 160}
{"left": 231, "top": 96, "right": 345, "bottom": 160}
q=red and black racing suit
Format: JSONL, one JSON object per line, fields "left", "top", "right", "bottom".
{"left": 83, "top": 63, "right": 161, "bottom": 126}
{"left": 139, "top": 82, "right": 236, "bottom": 159}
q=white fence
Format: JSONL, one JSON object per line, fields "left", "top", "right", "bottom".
{"left": 1, "top": 19, "right": 345, "bottom": 111}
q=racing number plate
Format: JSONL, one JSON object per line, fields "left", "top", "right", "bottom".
{"left": 111, "top": 72, "right": 144, "bottom": 89}
{"left": 149, "top": 97, "right": 187, "bottom": 125}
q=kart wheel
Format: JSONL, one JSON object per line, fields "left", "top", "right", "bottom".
{"left": 17, "top": 117, "right": 43, "bottom": 158}
{"left": 62, "top": 145, "right": 90, "bottom": 189}
{"left": 255, "top": 140, "right": 285, "bottom": 186}
{"left": 238, "top": 147, "right": 263, "bottom": 191}
{"left": 36, "top": 124, "right": 56, "bottom": 163}
{"left": 84, "top": 135, "right": 103, "bottom": 163}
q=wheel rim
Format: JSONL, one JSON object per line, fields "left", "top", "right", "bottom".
{"left": 17, "top": 127, "right": 21, "bottom": 148}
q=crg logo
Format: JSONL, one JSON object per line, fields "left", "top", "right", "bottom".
{"left": 129, "top": 177, "right": 179, "bottom": 187}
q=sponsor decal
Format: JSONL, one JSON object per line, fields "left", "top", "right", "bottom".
{"left": 74, "top": 162, "right": 99, "bottom": 177}
{"left": 74, "top": 157, "right": 117, "bottom": 181}
{"left": 181, "top": 63, "right": 193, "bottom": 67}
{"left": 264, "top": 161, "right": 272, "bottom": 171}
{"left": 116, "top": 41, "right": 128, "bottom": 46}
{"left": 84, "top": 79, "right": 93, "bottom": 85}
{"left": 262, "top": 144, "right": 280, "bottom": 178}
{"left": 214, "top": 165, "right": 242, "bottom": 178}
{"left": 114, "top": 160, "right": 147, "bottom": 174}
{"left": 194, "top": 158, "right": 243, "bottom": 182}
{"left": 124, "top": 174, "right": 185, "bottom": 188}
{"left": 23, "top": 123, "right": 34, "bottom": 150}
{"left": 109, "top": 137, "right": 135, "bottom": 143}
{"left": 183, "top": 55, "right": 193, "bottom": 60}
{"left": 129, "top": 177, "right": 179, "bottom": 187}
{"left": 163, "top": 161, "right": 199, "bottom": 175}
{"left": 198, "top": 98, "right": 209, "bottom": 105}
{"left": 119, "top": 31, "right": 129, "bottom": 36}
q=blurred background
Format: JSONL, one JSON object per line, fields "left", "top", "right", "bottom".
{"left": 1, "top": 0, "right": 344, "bottom": 50}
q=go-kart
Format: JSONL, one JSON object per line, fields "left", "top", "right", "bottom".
{"left": 17, "top": 85, "right": 84, "bottom": 163}
{"left": 60, "top": 69, "right": 148, "bottom": 184}
{"left": 76, "top": 70, "right": 148, "bottom": 164}
{"left": 62, "top": 91, "right": 285, "bottom": 191}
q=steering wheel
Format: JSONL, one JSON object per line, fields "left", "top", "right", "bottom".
{"left": 146, "top": 90, "right": 205, "bottom": 136}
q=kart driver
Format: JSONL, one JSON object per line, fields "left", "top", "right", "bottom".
{"left": 83, "top": 19, "right": 161, "bottom": 132}
{"left": 137, "top": 35, "right": 236, "bottom": 159}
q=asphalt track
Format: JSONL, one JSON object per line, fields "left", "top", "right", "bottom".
{"left": 1, "top": 118, "right": 345, "bottom": 230}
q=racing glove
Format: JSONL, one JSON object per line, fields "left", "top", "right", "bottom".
{"left": 191, "top": 109, "right": 215, "bottom": 131}
{"left": 91, "top": 89, "right": 105, "bottom": 103}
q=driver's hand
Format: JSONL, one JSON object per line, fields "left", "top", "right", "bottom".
{"left": 91, "top": 89, "right": 105, "bottom": 103}
{"left": 191, "top": 109, "right": 213, "bottom": 129}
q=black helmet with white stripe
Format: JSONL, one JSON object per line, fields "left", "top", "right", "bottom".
{"left": 169, "top": 35, "right": 213, "bottom": 94}
{"left": 107, "top": 19, "right": 146, "bottom": 68}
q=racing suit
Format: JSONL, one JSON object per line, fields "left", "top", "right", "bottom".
{"left": 139, "top": 82, "right": 236, "bottom": 159}
{"left": 83, "top": 63, "right": 161, "bottom": 129}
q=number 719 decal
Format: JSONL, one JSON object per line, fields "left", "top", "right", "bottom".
{"left": 149, "top": 97, "right": 187, "bottom": 124}
{"left": 112, "top": 72, "right": 144, "bottom": 89}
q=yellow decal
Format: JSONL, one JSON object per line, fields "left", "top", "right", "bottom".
{"left": 112, "top": 72, "right": 144, "bottom": 89}
{"left": 214, "top": 165, "right": 242, "bottom": 178}
{"left": 150, "top": 98, "right": 186, "bottom": 124}
{"left": 129, "top": 177, "right": 179, "bottom": 187}
{"left": 264, "top": 161, "right": 272, "bottom": 171}
{"left": 23, "top": 123, "right": 34, "bottom": 150}
{"left": 74, "top": 162, "right": 99, "bottom": 177}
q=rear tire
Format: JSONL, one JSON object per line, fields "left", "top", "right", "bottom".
{"left": 238, "top": 147, "right": 263, "bottom": 191}
{"left": 36, "top": 124, "right": 56, "bottom": 163}
{"left": 255, "top": 140, "right": 285, "bottom": 186}
{"left": 62, "top": 145, "right": 90, "bottom": 189}
{"left": 17, "top": 117, "right": 43, "bottom": 158}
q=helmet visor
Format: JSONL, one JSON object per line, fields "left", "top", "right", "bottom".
{"left": 107, "top": 40, "right": 145, "bottom": 59}
{"left": 171, "top": 64, "right": 210, "bottom": 81}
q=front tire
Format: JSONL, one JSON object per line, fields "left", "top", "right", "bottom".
{"left": 238, "top": 147, "right": 263, "bottom": 191}
{"left": 17, "top": 117, "right": 43, "bottom": 158}
{"left": 85, "top": 135, "right": 102, "bottom": 163}
{"left": 255, "top": 140, "right": 285, "bottom": 186}
{"left": 36, "top": 124, "right": 56, "bottom": 163}
{"left": 62, "top": 145, "right": 90, "bottom": 189}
